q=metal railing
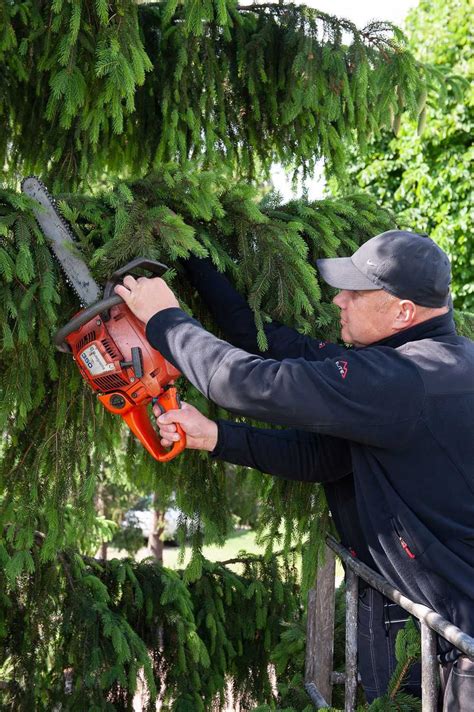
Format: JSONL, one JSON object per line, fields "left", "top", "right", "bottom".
{"left": 304, "top": 535, "right": 474, "bottom": 712}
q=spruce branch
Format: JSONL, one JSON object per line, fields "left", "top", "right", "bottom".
{"left": 1, "top": 0, "right": 436, "bottom": 186}
{"left": 218, "top": 545, "right": 298, "bottom": 566}
{"left": 389, "top": 656, "right": 418, "bottom": 700}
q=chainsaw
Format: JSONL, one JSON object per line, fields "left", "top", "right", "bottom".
{"left": 21, "top": 177, "right": 186, "bottom": 462}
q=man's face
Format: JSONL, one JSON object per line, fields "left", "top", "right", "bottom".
{"left": 332, "top": 289, "right": 399, "bottom": 347}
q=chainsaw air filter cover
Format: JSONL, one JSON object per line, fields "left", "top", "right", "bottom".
{"left": 68, "top": 303, "right": 180, "bottom": 401}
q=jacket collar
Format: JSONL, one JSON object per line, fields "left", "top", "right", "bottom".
{"left": 369, "top": 311, "right": 457, "bottom": 350}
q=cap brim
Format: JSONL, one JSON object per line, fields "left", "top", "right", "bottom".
{"left": 316, "top": 257, "right": 381, "bottom": 291}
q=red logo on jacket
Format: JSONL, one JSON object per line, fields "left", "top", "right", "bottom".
{"left": 335, "top": 360, "right": 348, "bottom": 379}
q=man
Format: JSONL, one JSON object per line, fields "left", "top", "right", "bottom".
{"left": 115, "top": 230, "right": 474, "bottom": 709}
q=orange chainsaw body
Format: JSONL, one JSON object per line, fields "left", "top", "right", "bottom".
{"left": 66, "top": 303, "right": 185, "bottom": 462}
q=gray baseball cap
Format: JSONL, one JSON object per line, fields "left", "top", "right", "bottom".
{"left": 316, "top": 230, "right": 451, "bottom": 308}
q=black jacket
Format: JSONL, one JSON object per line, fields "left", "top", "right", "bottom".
{"left": 146, "top": 258, "right": 474, "bottom": 652}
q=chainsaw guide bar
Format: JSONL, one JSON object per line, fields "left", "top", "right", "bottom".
{"left": 21, "top": 176, "right": 101, "bottom": 306}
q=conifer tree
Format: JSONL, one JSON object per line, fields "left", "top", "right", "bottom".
{"left": 2, "top": 0, "right": 436, "bottom": 188}
{"left": 1, "top": 1, "right": 472, "bottom": 709}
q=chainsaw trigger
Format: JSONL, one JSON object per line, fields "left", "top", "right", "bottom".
{"left": 152, "top": 397, "right": 164, "bottom": 416}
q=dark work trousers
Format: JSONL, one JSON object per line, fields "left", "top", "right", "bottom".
{"left": 439, "top": 656, "right": 474, "bottom": 711}
{"left": 357, "top": 586, "right": 422, "bottom": 702}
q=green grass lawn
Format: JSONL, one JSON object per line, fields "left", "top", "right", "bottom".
{"left": 107, "top": 527, "right": 344, "bottom": 583}
{"left": 107, "top": 527, "right": 266, "bottom": 571}
{"left": 162, "top": 527, "right": 265, "bottom": 569}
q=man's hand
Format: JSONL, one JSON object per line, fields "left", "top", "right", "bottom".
{"left": 153, "top": 401, "right": 218, "bottom": 452}
{"left": 114, "top": 275, "right": 179, "bottom": 325}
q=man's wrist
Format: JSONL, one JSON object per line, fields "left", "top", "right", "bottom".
{"left": 145, "top": 306, "right": 184, "bottom": 329}
{"left": 204, "top": 421, "right": 219, "bottom": 452}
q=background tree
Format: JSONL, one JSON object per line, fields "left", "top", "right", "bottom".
{"left": 0, "top": 1, "right": 471, "bottom": 709}
{"left": 349, "top": 0, "right": 473, "bottom": 310}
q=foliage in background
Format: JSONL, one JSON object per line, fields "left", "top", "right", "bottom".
{"left": 350, "top": 0, "right": 473, "bottom": 310}
{"left": 263, "top": 582, "right": 349, "bottom": 711}
{"left": 1, "top": 167, "right": 470, "bottom": 710}
{"left": 0, "top": 539, "right": 299, "bottom": 710}
{"left": 1, "top": 0, "right": 437, "bottom": 188}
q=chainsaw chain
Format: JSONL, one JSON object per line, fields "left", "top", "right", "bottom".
{"left": 21, "top": 176, "right": 100, "bottom": 306}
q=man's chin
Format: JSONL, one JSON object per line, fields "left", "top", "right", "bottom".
{"left": 340, "top": 325, "right": 353, "bottom": 345}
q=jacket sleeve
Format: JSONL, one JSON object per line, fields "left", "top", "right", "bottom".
{"left": 183, "top": 255, "right": 346, "bottom": 360}
{"left": 146, "top": 309, "right": 425, "bottom": 448}
{"left": 211, "top": 420, "right": 352, "bottom": 483}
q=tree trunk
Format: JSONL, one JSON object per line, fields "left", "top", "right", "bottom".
{"left": 305, "top": 544, "right": 336, "bottom": 705}
{"left": 96, "top": 485, "right": 108, "bottom": 561}
{"left": 148, "top": 504, "right": 164, "bottom": 564}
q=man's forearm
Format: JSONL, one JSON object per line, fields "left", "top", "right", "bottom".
{"left": 212, "top": 420, "right": 351, "bottom": 483}
{"left": 184, "top": 255, "right": 263, "bottom": 353}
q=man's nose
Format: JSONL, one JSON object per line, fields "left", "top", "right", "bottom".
{"left": 333, "top": 290, "right": 346, "bottom": 308}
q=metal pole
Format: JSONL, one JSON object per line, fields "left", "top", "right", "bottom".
{"left": 304, "top": 682, "right": 330, "bottom": 709}
{"left": 421, "top": 622, "right": 438, "bottom": 712}
{"left": 327, "top": 536, "right": 474, "bottom": 661}
{"left": 345, "top": 568, "right": 358, "bottom": 712}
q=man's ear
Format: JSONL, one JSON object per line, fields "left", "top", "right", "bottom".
{"left": 394, "top": 300, "right": 416, "bottom": 329}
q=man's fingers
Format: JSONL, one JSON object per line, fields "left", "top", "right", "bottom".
{"left": 154, "top": 401, "right": 193, "bottom": 448}
{"left": 156, "top": 408, "right": 185, "bottom": 424}
{"left": 152, "top": 402, "right": 164, "bottom": 417}
{"left": 153, "top": 403, "right": 166, "bottom": 418}
{"left": 153, "top": 401, "right": 191, "bottom": 418}
{"left": 122, "top": 275, "right": 137, "bottom": 289}
{"left": 160, "top": 429, "right": 181, "bottom": 442}
{"left": 159, "top": 422, "right": 177, "bottom": 434}
{"left": 114, "top": 284, "right": 130, "bottom": 301}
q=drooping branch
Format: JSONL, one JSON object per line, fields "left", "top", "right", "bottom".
{"left": 1, "top": 0, "right": 433, "bottom": 188}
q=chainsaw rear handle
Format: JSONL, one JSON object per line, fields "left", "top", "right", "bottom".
{"left": 54, "top": 258, "right": 170, "bottom": 352}
{"left": 100, "top": 387, "right": 186, "bottom": 462}
{"left": 123, "top": 388, "right": 186, "bottom": 462}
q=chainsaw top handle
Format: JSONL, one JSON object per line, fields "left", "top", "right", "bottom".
{"left": 102, "top": 257, "right": 169, "bottom": 300}
{"left": 54, "top": 257, "right": 169, "bottom": 352}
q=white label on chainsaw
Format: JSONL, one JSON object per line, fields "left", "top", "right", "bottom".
{"left": 80, "top": 345, "right": 114, "bottom": 375}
